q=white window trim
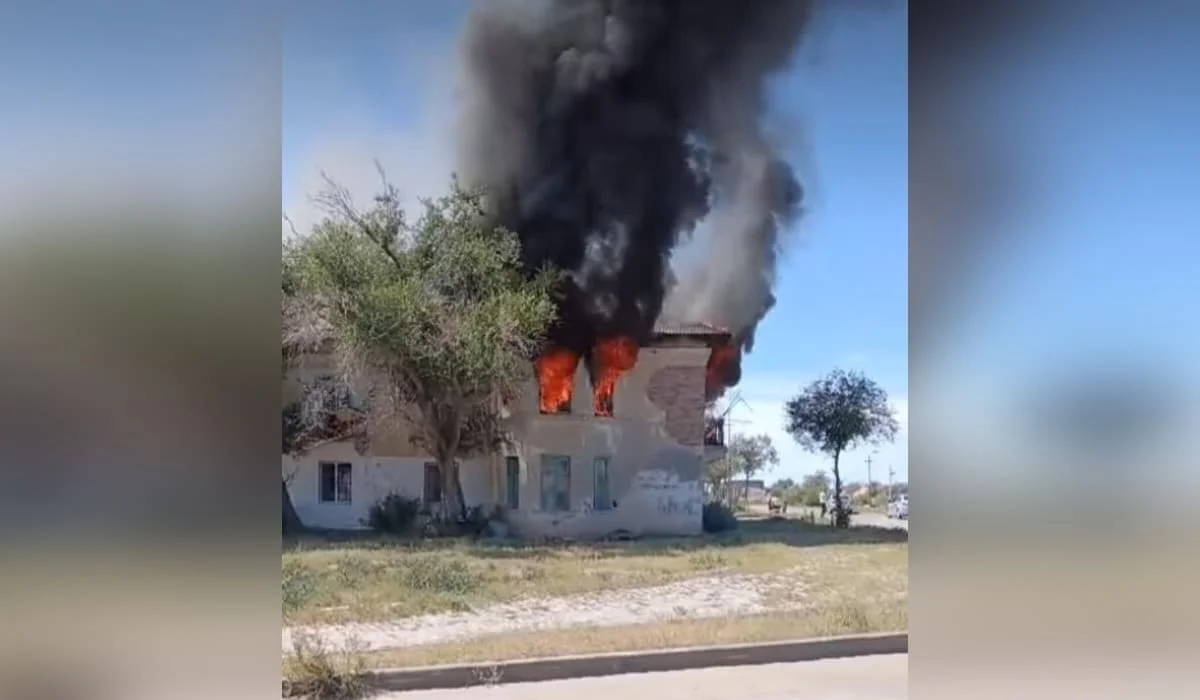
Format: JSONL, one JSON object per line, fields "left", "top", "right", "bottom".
{"left": 317, "top": 461, "right": 353, "bottom": 505}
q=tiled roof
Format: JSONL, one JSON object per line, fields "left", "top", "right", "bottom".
{"left": 652, "top": 318, "right": 731, "bottom": 336}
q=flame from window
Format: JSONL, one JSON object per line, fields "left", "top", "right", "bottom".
{"left": 536, "top": 347, "right": 580, "bottom": 414}
{"left": 591, "top": 336, "right": 639, "bottom": 417}
{"left": 705, "top": 341, "right": 740, "bottom": 401}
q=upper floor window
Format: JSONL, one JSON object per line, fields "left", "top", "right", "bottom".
{"left": 536, "top": 350, "right": 579, "bottom": 415}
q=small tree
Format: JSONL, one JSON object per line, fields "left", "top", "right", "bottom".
{"left": 800, "top": 470, "right": 831, "bottom": 506}
{"left": 284, "top": 171, "right": 559, "bottom": 524}
{"left": 704, "top": 457, "right": 733, "bottom": 503}
{"left": 726, "top": 433, "right": 779, "bottom": 501}
{"left": 784, "top": 369, "right": 899, "bottom": 528}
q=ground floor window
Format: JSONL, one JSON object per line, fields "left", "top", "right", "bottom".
{"left": 592, "top": 456, "right": 612, "bottom": 511}
{"left": 505, "top": 456, "right": 520, "bottom": 510}
{"left": 318, "top": 461, "right": 352, "bottom": 503}
{"left": 423, "top": 462, "right": 442, "bottom": 506}
{"left": 539, "top": 455, "right": 571, "bottom": 512}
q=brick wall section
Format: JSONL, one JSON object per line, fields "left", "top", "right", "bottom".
{"left": 646, "top": 365, "right": 706, "bottom": 447}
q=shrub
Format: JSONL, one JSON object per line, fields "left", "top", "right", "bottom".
{"left": 462, "top": 504, "right": 503, "bottom": 537}
{"left": 397, "top": 553, "right": 483, "bottom": 595}
{"left": 365, "top": 492, "right": 421, "bottom": 534}
{"left": 702, "top": 501, "right": 739, "bottom": 533}
{"left": 283, "top": 631, "right": 368, "bottom": 699}
{"left": 282, "top": 559, "right": 319, "bottom": 618}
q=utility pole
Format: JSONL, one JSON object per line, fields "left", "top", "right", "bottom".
{"left": 865, "top": 452, "right": 875, "bottom": 496}
{"left": 887, "top": 464, "right": 895, "bottom": 501}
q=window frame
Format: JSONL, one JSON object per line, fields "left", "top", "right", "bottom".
{"left": 318, "top": 461, "right": 353, "bottom": 504}
{"left": 592, "top": 456, "right": 612, "bottom": 511}
{"left": 423, "top": 462, "right": 443, "bottom": 506}
{"left": 539, "top": 454, "right": 572, "bottom": 512}
{"left": 504, "top": 456, "right": 521, "bottom": 510}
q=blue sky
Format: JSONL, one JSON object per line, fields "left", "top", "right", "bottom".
{"left": 284, "top": 1, "right": 909, "bottom": 486}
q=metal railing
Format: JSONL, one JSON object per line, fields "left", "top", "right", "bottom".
{"left": 704, "top": 416, "right": 725, "bottom": 446}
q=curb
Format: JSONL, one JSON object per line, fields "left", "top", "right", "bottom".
{"left": 367, "top": 631, "right": 908, "bottom": 692}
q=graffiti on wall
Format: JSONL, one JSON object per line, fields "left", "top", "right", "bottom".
{"left": 656, "top": 492, "right": 702, "bottom": 516}
{"left": 632, "top": 469, "right": 703, "bottom": 518}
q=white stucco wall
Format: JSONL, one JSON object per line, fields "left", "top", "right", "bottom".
{"left": 283, "top": 442, "right": 492, "bottom": 530}
{"left": 501, "top": 345, "right": 710, "bottom": 539}
{"left": 283, "top": 342, "right": 714, "bottom": 537}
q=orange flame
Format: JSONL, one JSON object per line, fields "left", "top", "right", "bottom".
{"left": 536, "top": 347, "right": 580, "bottom": 414}
{"left": 705, "top": 341, "right": 740, "bottom": 401}
{"left": 591, "top": 336, "right": 639, "bottom": 417}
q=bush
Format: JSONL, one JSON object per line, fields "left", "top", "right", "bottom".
{"left": 282, "top": 559, "right": 319, "bottom": 618}
{"left": 365, "top": 492, "right": 421, "bottom": 534}
{"left": 702, "top": 501, "right": 739, "bottom": 533}
{"left": 462, "top": 504, "right": 503, "bottom": 537}
{"left": 397, "top": 552, "right": 484, "bottom": 595}
{"left": 283, "top": 631, "right": 368, "bottom": 699}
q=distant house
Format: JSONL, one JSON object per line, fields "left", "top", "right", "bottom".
{"left": 733, "top": 479, "right": 768, "bottom": 503}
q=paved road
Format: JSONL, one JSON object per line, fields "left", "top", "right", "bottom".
{"left": 378, "top": 654, "right": 908, "bottom": 699}
{"left": 852, "top": 512, "right": 908, "bottom": 531}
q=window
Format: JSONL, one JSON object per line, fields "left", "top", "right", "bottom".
{"left": 539, "top": 455, "right": 571, "bottom": 512}
{"left": 423, "top": 462, "right": 442, "bottom": 505}
{"left": 592, "top": 457, "right": 612, "bottom": 511}
{"left": 315, "top": 375, "right": 361, "bottom": 412}
{"left": 505, "top": 456, "right": 521, "bottom": 510}
{"left": 318, "top": 462, "right": 352, "bottom": 503}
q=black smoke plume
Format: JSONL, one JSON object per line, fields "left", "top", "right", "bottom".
{"left": 456, "top": 0, "right": 811, "bottom": 388}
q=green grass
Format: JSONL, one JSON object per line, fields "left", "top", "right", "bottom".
{"left": 282, "top": 516, "right": 907, "bottom": 626}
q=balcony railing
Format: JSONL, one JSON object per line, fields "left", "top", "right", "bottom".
{"left": 704, "top": 416, "right": 726, "bottom": 447}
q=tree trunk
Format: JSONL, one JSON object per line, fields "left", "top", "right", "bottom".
{"left": 282, "top": 479, "right": 305, "bottom": 535}
{"left": 832, "top": 451, "right": 849, "bottom": 529}
{"left": 438, "top": 457, "right": 467, "bottom": 525}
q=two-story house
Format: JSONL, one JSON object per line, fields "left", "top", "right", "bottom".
{"left": 282, "top": 320, "right": 731, "bottom": 538}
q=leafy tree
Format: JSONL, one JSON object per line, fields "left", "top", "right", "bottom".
{"left": 725, "top": 433, "right": 779, "bottom": 500}
{"left": 284, "top": 172, "right": 559, "bottom": 524}
{"left": 784, "top": 369, "right": 899, "bottom": 528}
{"left": 769, "top": 477, "right": 796, "bottom": 495}
{"left": 704, "top": 456, "right": 734, "bottom": 503}
{"left": 800, "top": 470, "right": 831, "bottom": 506}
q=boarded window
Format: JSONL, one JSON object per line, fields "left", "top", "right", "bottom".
{"left": 318, "top": 462, "right": 352, "bottom": 503}
{"left": 539, "top": 455, "right": 571, "bottom": 512}
{"left": 592, "top": 457, "right": 612, "bottom": 511}
{"left": 505, "top": 456, "right": 521, "bottom": 510}
{"left": 423, "top": 462, "right": 442, "bottom": 505}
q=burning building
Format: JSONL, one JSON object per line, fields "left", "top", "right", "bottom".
{"left": 458, "top": 0, "right": 811, "bottom": 403}
{"left": 284, "top": 0, "right": 816, "bottom": 537}
{"left": 499, "top": 318, "right": 733, "bottom": 538}
{"left": 283, "top": 318, "right": 735, "bottom": 537}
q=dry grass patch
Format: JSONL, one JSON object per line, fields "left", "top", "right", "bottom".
{"left": 358, "top": 597, "right": 907, "bottom": 670}
{"left": 283, "top": 631, "right": 369, "bottom": 699}
{"left": 282, "top": 518, "right": 907, "bottom": 626}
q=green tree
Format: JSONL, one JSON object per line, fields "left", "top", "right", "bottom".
{"left": 284, "top": 172, "right": 559, "bottom": 524}
{"left": 725, "top": 433, "right": 780, "bottom": 501}
{"left": 769, "top": 477, "right": 796, "bottom": 495}
{"left": 704, "top": 456, "right": 734, "bottom": 503}
{"left": 784, "top": 369, "right": 899, "bottom": 528}
{"left": 800, "top": 470, "right": 831, "bottom": 506}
